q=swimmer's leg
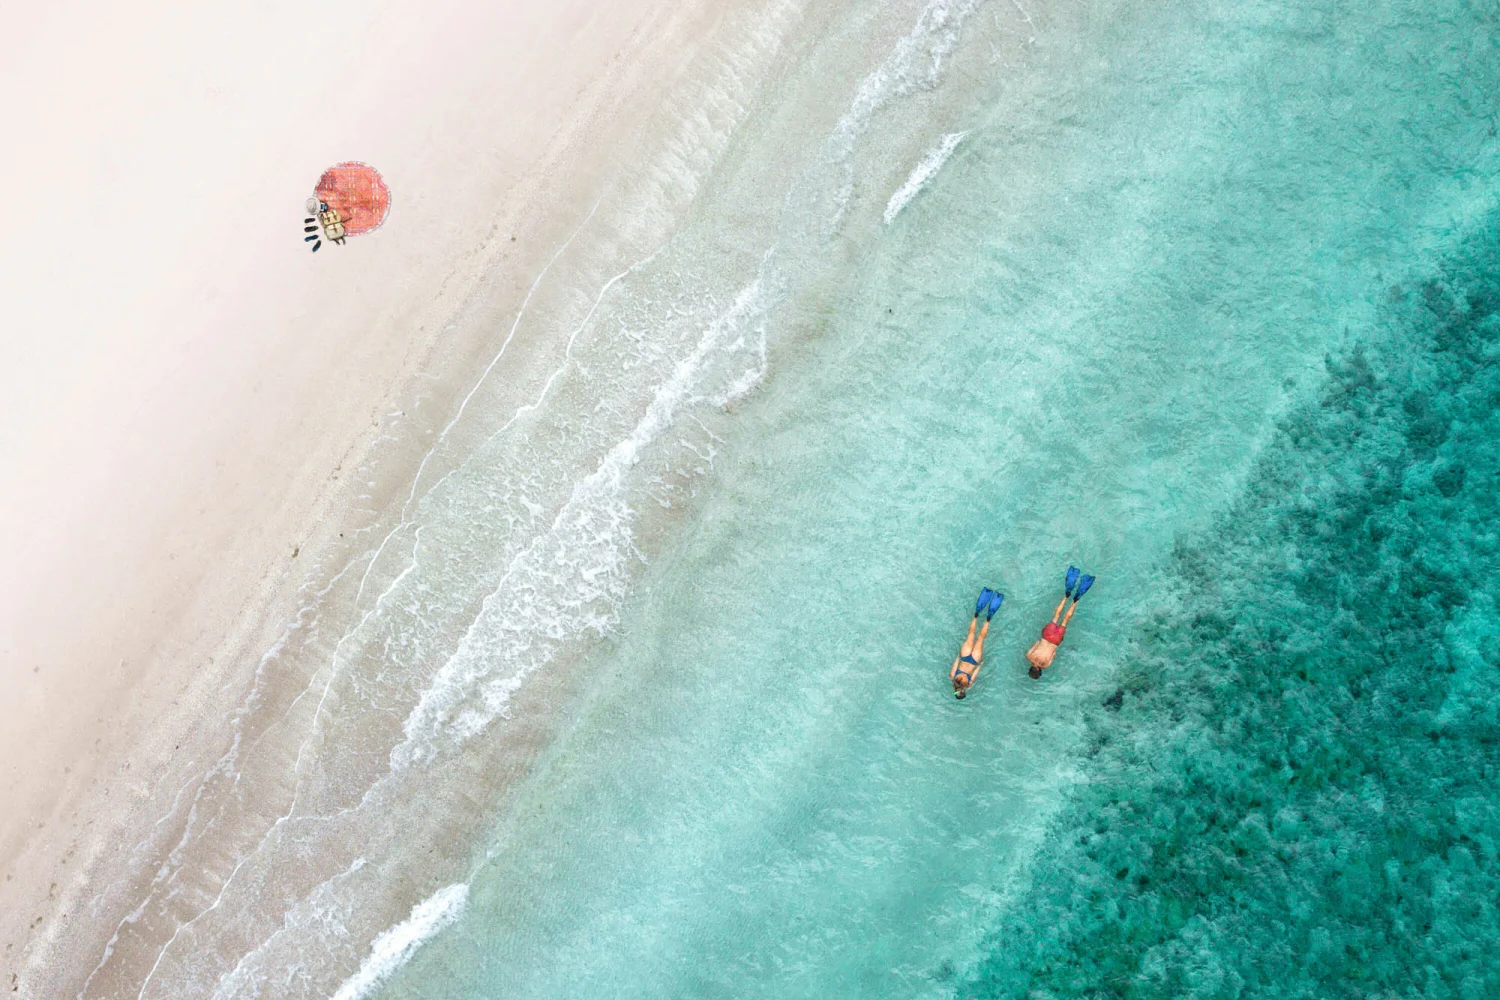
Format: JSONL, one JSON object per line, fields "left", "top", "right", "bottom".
{"left": 970, "top": 619, "right": 991, "bottom": 661}
{"left": 957, "top": 617, "right": 980, "bottom": 660}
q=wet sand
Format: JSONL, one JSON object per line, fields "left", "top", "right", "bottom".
{"left": 0, "top": 1, "right": 788, "bottom": 995}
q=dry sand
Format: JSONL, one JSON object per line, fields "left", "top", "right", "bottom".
{"left": 0, "top": 0, "right": 786, "bottom": 994}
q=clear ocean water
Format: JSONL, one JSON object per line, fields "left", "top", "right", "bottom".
{"left": 364, "top": 0, "right": 1499, "bottom": 996}
{"left": 98, "top": 1, "right": 1500, "bottom": 998}
{"left": 382, "top": 0, "right": 1500, "bottom": 997}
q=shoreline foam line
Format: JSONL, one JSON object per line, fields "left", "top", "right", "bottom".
{"left": 327, "top": 884, "right": 469, "bottom": 1000}
{"left": 390, "top": 270, "right": 775, "bottom": 767}
{"left": 399, "top": 198, "right": 603, "bottom": 521}
{"left": 883, "top": 130, "right": 969, "bottom": 224}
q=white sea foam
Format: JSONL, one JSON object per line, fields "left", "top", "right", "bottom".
{"left": 883, "top": 130, "right": 969, "bottom": 224}
{"left": 391, "top": 276, "right": 775, "bottom": 768}
{"left": 327, "top": 883, "right": 468, "bottom": 1000}
{"left": 812, "top": 0, "right": 983, "bottom": 235}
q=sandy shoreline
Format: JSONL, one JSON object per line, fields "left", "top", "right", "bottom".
{"left": 0, "top": 1, "right": 799, "bottom": 995}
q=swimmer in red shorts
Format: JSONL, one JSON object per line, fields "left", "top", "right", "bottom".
{"left": 1027, "top": 565, "right": 1095, "bottom": 678}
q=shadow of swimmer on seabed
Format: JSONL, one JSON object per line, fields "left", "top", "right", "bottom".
{"left": 949, "top": 565, "right": 1096, "bottom": 699}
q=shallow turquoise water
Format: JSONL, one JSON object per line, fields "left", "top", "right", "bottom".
{"left": 375, "top": 0, "right": 1500, "bottom": 997}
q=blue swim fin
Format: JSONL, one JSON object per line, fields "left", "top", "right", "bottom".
{"left": 987, "top": 591, "right": 1004, "bottom": 620}
{"left": 1065, "top": 565, "right": 1080, "bottom": 597}
{"left": 975, "top": 588, "right": 994, "bottom": 617}
{"left": 1074, "top": 574, "right": 1096, "bottom": 599}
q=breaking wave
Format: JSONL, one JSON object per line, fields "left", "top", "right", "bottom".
{"left": 329, "top": 885, "right": 468, "bottom": 1000}
{"left": 884, "top": 130, "right": 968, "bottom": 224}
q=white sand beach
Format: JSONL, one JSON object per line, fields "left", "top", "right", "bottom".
{"left": 0, "top": 1, "right": 795, "bottom": 995}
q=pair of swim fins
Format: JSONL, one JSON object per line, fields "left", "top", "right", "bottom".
{"left": 1064, "top": 565, "right": 1096, "bottom": 600}
{"left": 975, "top": 569, "right": 1093, "bottom": 619}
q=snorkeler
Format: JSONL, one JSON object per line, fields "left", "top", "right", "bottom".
{"left": 1026, "top": 566, "right": 1095, "bottom": 679}
{"left": 951, "top": 588, "right": 1004, "bottom": 699}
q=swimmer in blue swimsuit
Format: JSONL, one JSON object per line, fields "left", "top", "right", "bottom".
{"left": 951, "top": 588, "right": 1003, "bottom": 699}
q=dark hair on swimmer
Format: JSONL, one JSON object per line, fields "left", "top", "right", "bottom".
{"left": 1028, "top": 665, "right": 1043, "bottom": 679}
{"left": 955, "top": 688, "right": 966, "bottom": 699}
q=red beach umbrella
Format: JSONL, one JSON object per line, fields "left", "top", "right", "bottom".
{"left": 314, "top": 162, "right": 391, "bottom": 236}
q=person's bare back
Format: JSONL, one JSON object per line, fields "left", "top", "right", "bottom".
{"left": 1027, "top": 566, "right": 1095, "bottom": 679}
